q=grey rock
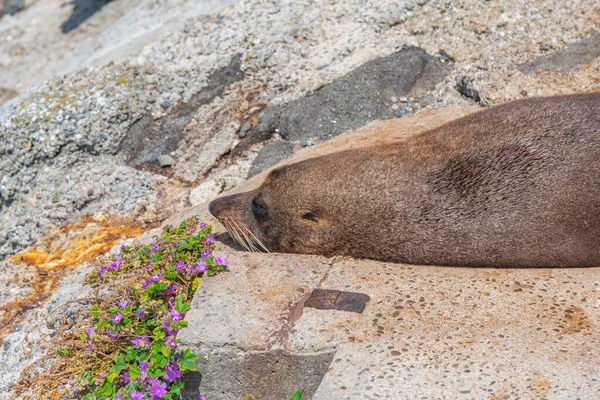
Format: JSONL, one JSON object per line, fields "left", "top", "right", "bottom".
{"left": 247, "top": 141, "right": 296, "bottom": 177}
{"left": 157, "top": 154, "right": 175, "bottom": 167}
{"left": 119, "top": 55, "right": 244, "bottom": 169}
{"left": 239, "top": 123, "right": 252, "bottom": 138}
{"left": 456, "top": 76, "right": 481, "bottom": 103}
{"left": 244, "top": 47, "right": 450, "bottom": 163}
{"left": 519, "top": 33, "right": 600, "bottom": 73}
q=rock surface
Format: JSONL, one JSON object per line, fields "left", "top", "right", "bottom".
{"left": 243, "top": 47, "right": 451, "bottom": 172}
{"left": 1, "top": 0, "right": 600, "bottom": 398}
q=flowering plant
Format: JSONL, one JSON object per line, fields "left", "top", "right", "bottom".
{"left": 65, "top": 216, "right": 226, "bottom": 399}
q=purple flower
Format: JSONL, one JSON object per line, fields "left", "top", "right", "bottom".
{"left": 85, "top": 326, "right": 95, "bottom": 339}
{"left": 203, "top": 235, "right": 215, "bottom": 244}
{"left": 148, "top": 378, "right": 167, "bottom": 398}
{"left": 112, "top": 393, "right": 124, "bottom": 400}
{"left": 175, "top": 261, "right": 187, "bottom": 271}
{"left": 139, "top": 361, "right": 148, "bottom": 372}
{"left": 130, "top": 390, "right": 145, "bottom": 400}
{"left": 111, "top": 313, "right": 123, "bottom": 323}
{"left": 195, "top": 261, "right": 208, "bottom": 274}
{"left": 98, "top": 267, "right": 107, "bottom": 278}
{"left": 131, "top": 334, "right": 150, "bottom": 349}
{"left": 137, "top": 308, "right": 146, "bottom": 319}
{"left": 87, "top": 341, "right": 94, "bottom": 350}
{"left": 149, "top": 243, "right": 162, "bottom": 257}
{"left": 109, "top": 260, "right": 122, "bottom": 271}
{"left": 120, "top": 244, "right": 126, "bottom": 252}
{"left": 122, "top": 370, "right": 130, "bottom": 384}
{"left": 166, "top": 336, "right": 178, "bottom": 348}
{"left": 169, "top": 309, "right": 184, "bottom": 322}
{"left": 107, "top": 329, "right": 119, "bottom": 340}
{"left": 164, "top": 363, "right": 181, "bottom": 382}
{"left": 199, "top": 223, "right": 207, "bottom": 229}
{"left": 214, "top": 257, "right": 228, "bottom": 266}
{"left": 163, "top": 284, "right": 178, "bottom": 296}
{"left": 118, "top": 300, "right": 130, "bottom": 310}
{"left": 141, "top": 279, "right": 153, "bottom": 289}
{"left": 200, "top": 249, "right": 210, "bottom": 259}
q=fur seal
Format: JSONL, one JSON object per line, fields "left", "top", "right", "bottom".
{"left": 209, "top": 93, "right": 599, "bottom": 267}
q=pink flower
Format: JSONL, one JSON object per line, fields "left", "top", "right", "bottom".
{"left": 169, "top": 309, "right": 184, "bottom": 322}
{"left": 148, "top": 378, "right": 167, "bottom": 398}
{"left": 163, "top": 284, "right": 178, "bottom": 296}
{"left": 111, "top": 313, "right": 123, "bottom": 323}
{"left": 131, "top": 335, "right": 150, "bottom": 349}
{"left": 166, "top": 336, "right": 178, "bottom": 348}
{"left": 214, "top": 257, "right": 228, "bottom": 266}
{"left": 164, "top": 363, "right": 181, "bottom": 382}
{"left": 130, "top": 390, "right": 145, "bottom": 400}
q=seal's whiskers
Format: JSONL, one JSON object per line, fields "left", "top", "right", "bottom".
{"left": 223, "top": 219, "right": 251, "bottom": 251}
{"left": 239, "top": 222, "right": 270, "bottom": 253}
{"left": 219, "top": 218, "right": 269, "bottom": 253}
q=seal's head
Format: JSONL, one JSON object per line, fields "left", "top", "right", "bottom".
{"left": 208, "top": 152, "right": 381, "bottom": 257}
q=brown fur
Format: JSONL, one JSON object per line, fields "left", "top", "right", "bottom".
{"left": 209, "top": 93, "right": 600, "bottom": 267}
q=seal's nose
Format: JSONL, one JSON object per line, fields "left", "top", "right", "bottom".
{"left": 208, "top": 194, "right": 238, "bottom": 218}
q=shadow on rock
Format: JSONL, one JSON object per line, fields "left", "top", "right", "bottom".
{"left": 119, "top": 55, "right": 244, "bottom": 174}
{"left": 61, "top": 0, "right": 114, "bottom": 34}
{"left": 242, "top": 47, "right": 452, "bottom": 177}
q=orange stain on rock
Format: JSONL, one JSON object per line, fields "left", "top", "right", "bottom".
{"left": 9, "top": 217, "right": 148, "bottom": 271}
{"left": 559, "top": 306, "right": 592, "bottom": 335}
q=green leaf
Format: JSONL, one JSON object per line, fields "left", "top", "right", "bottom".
{"left": 153, "top": 326, "right": 166, "bottom": 340}
{"left": 107, "top": 372, "right": 118, "bottom": 383}
{"left": 191, "top": 277, "right": 201, "bottom": 292}
{"left": 174, "top": 298, "right": 191, "bottom": 314}
{"left": 150, "top": 352, "right": 168, "bottom": 368}
{"left": 56, "top": 347, "right": 72, "bottom": 357}
{"left": 112, "top": 355, "right": 128, "bottom": 374}
{"left": 171, "top": 382, "right": 184, "bottom": 395}
{"left": 129, "top": 363, "right": 141, "bottom": 380}
{"left": 290, "top": 389, "right": 304, "bottom": 400}
{"left": 179, "top": 240, "right": 190, "bottom": 250}
{"left": 101, "top": 380, "right": 114, "bottom": 396}
{"left": 177, "top": 348, "right": 198, "bottom": 371}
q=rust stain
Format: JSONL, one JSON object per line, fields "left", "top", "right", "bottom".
{"left": 559, "top": 306, "right": 592, "bottom": 335}
{"left": 1, "top": 217, "right": 152, "bottom": 345}
{"left": 9, "top": 217, "right": 148, "bottom": 270}
{"left": 530, "top": 378, "right": 551, "bottom": 396}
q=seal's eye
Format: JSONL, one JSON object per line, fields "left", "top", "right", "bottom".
{"left": 252, "top": 195, "right": 268, "bottom": 219}
{"left": 303, "top": 211, "right": 319, "bottom": 223}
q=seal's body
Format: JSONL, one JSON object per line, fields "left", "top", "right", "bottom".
{"left": 209, "top": 93, "right": 600, "bottom": 267}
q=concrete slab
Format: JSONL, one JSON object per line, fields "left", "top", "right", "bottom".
{"left": 180, "top": 254, "right": 600, "bottom": 399}
{"left": 307, "top": 260, "right": 600, "bottom": 399}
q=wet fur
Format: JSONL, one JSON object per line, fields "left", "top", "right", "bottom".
{"left": 210, "top": 93, "right": 600, "bottom": 267}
